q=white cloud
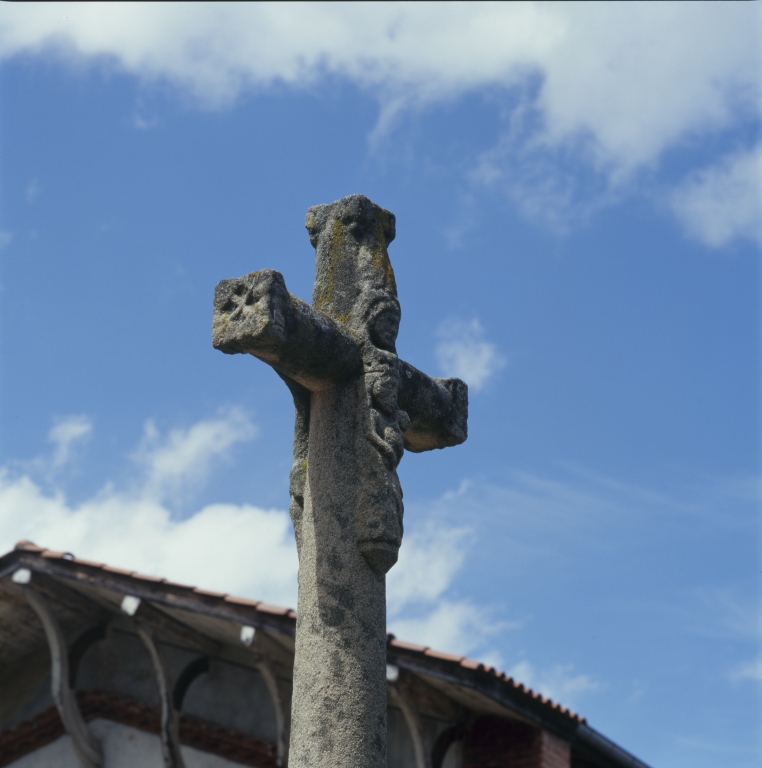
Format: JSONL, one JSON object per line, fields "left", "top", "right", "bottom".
{"left": 0, "top": 412, "right": 296, "bottom": 605}
{"left": 387, "top": 500, "right": 512, "bottom": 662}
{"left": 730, "top": 658, "right": 762, "bottom": 683}
{"left": 0, "top": 231, "right": 13, "bottom": 249}
{"left": 508, "top": 660, "right": 599, "bottom": 710}
{"left": 390, "top": 600, "right": 504, "bottom": 663}
{"left": 387, "top": 522, "right": 471, "bottom": 611}
{"left": 0, "top": 469, "right": 299, "bottom": 606}
{"left": 0, "top": 3, "right": 757, "bottom": 177}
{"left": 48, "top": 414, "right": 93, "bottom": 469}
{"left": 534, "top": 4, "right": 760, "bottom": 177}
{"left": 671, "top": 144, "right": 762, "bottom": 247}
{"left": 435, "top": 318, "right": 505, "bottom": 391}
{"left": 0, "top": 4, "right": 563, "bottom": 107}
{"left": 133, "top": 407, "right": 256, "bottom": 502}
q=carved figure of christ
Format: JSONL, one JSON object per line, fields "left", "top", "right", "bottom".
{"left": 212, "top": 195, "right": 468, "bottom": 768}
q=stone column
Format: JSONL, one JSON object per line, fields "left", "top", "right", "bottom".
{"left": 289, "top": 380, "right": 388, "bottom": 768}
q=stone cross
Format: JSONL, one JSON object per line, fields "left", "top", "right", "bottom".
{"left": 212, "top": 194, "right": 468, "bottom": 768}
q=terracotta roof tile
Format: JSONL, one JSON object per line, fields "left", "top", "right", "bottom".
{"left": 101, "top": 565, "right": 136, "bottom": 576}
{"left": 424, "top": 649, "right": 464, "bottom": 663}
{"left": 162, "top": 579, "right": 198, "bottom": 590}
{"left": 256, "top": 603, "right": 291, "bottom": 616}
{"left": 389, "top": 639, "right": 428, "bottom": 653}
{"left": 130, "top": 573, "right": 166, "bottom": 583}
{"left": 72, "top": 558, "right": 106, "bottom": 568}
{"left": 223, "top": 595, "right": 261, "bottom": 607}
{"left": 14, "top": 540, "right": 43, "bottom": 552}
{"left": 459, "top": 658, "right": 482, "bottom": 670}
{"left": 41, "top": 550, "right": 67, "bottom": 559}
{"left": 192, "top": 588, "right": 228, "bottom": 598}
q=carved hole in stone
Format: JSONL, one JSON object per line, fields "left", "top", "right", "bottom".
{"left": 245, "top": 293, "right": 256, "bottom": 306}
{"left": 234, "top": 284, "right": 246, "bottom": 296}
{"left": 221, "top": 300, "right": 237, "bottom": 314}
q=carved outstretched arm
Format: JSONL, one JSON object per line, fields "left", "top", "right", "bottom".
{"left": 213, "top": 269, "right": 363, "bottom": 391}
{"left": 398, "top": 361, "right": 468, "bottom": 452}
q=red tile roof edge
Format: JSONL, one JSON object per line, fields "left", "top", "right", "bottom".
{"left": 9, "top": 541, "right": 585, "bottom": 724}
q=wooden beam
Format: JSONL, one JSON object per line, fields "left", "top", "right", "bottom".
{"left": 129, "top": 599, "right": 221, "bottom": 658}
{"left": 256, "top": 655, "right": 289, "bottom": 767}
{"left": 388, "top": 681, "right": 432, "bottom": 768}
{"left": 137, "top": 625, "right": 186, "bottom": 768}
{"left": 21, "top": 586, "right": 102, "bottom": 768}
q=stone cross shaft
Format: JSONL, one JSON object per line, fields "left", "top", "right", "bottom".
{"left": 212, "top": 194, "right": 468, "bottom": 768}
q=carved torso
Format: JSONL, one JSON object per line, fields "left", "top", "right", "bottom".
{"left": 282, "top": 197, "right": 407, "bottom": 574}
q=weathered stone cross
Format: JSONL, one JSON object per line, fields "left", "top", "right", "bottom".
{"left": 212, "top": 194, "right": 468, "bottom": 768}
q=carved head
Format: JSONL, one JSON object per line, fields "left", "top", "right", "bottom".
{"left": 306, "top": 195, "right": 399, "bottom": 347}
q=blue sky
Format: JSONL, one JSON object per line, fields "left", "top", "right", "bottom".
{"left": 0, "top": 3, "right": 759, "bottom": 767}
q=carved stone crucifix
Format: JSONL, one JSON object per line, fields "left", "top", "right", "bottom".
{"left": 212, "top": 194, "right": 468, "bottom": 768}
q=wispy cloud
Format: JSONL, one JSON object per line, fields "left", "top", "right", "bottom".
{"left": 671, "top": 143, "right": 762, "bottom": 247}
{"left": 508, "top": 660, "right": 600, "bottom": 711}
{"left": 0, "top": 231, "right": 12, "bottom": 249}
{"left": 678, "top": 587, "right": 761, "bottom": 642}
{"left": 383, "top": 496, "right": 509, "bottom": 661}
{"left": 132, "top": 113, "right": 158, "bottom": 131}
{"left": 469, "top": 115, "right": 619, "bottom": 232}
{"left": 435, "top": 318, "right": 505, "bottom": 391}
{"left": 25, "top": 178, "right": 41, "bottom": 204}
{"left": 730, "top": 657, "right": 762, "bottom": 683}
{"left": 387, "top": 521, "right": 472, "bottom": 611}
{"left": 49, "top": 415, "right": 93, "bottom": 469}
{"left": 390, "top": 600, "right": 506, "bottom": 666}
{"left": 132, "top": 407, "right": 256, "bottom": 502}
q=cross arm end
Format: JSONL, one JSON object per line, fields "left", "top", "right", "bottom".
{"left": 398, "top": 361, "right": 468, "bottom": 453}
{"left": 212, "top": 269, "right": 363, "bottom": 390}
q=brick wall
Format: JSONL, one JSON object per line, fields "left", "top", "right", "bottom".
{"left": 539, "top": 730, "right": 571, "bottom": 768}
{"left": 461, "top": 716, "right": 571, "bottom": 768}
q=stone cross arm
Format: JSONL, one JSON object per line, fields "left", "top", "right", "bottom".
{"left": 212, "top": 268, "right": 467, "bottom": 453}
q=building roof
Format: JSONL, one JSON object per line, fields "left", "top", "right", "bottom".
{"left": 0, "top": 540, "right": 652, "bottom": 768}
